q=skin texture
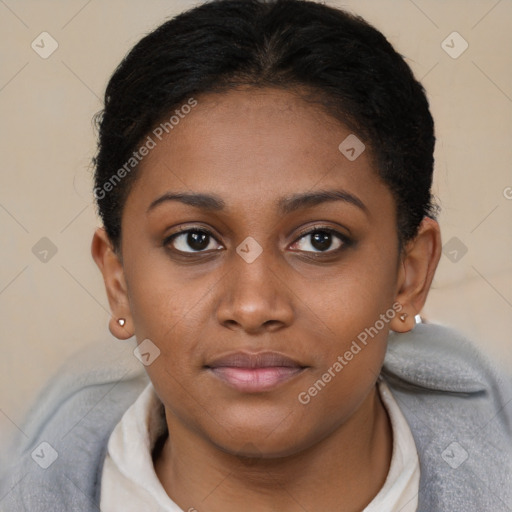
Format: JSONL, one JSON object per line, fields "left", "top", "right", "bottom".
{"left": 92, "top": 87, "right": 441, "bottom": 512}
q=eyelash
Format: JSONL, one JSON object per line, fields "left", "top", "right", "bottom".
{"left": 163, "top": 225, "right": 352, "bottom": 257}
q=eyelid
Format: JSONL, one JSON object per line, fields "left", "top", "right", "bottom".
{"left": 294, "top": 224, "right": 348, "bottom": 239}
{"left": 164, "top": 224, "right": 352, "bottom": 254}
{"left": 163, "top": 226, "right": 223, "bottom": 252}
{"left": 290, "top": 225, "right": 351, "bottom": 251}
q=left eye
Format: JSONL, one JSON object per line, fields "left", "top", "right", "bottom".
{"left": 291, "top": 229, "right": 346, "bottom": 253}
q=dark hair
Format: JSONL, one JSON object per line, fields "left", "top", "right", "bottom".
{"left": 93, "top": 0, "right": 437, "bottom": 253}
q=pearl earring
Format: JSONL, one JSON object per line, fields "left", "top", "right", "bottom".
{"left": 117, "top": 318, "right": 126, "bottom": 327}
{"left": 399, "top": 313, "right": 408, "bottom": 322}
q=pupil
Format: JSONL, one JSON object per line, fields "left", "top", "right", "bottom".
{"left": 312, "top": 231, "right": 331, "bottom": 251}
{"left": 188, "top": 232, "right": 209, "bottom": 250}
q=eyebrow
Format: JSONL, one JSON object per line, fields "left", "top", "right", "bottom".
{"left": 147, "top": 189, "right": 368, "bottom": 215}
{"left": 278, "top": 189, "right": 368, "bottom": 215}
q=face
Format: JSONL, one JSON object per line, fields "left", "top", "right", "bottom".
{"left": 107, "top": 87, "right": 408, "bottom": 457}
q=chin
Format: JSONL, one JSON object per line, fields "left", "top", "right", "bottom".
{"left": 203, "top": 413, "right": 316, "bottom": 460}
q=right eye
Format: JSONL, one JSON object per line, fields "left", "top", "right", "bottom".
{"left": 164, "top": 228, "right": 223, "bottom": 254}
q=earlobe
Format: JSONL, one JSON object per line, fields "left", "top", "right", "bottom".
{"left": 108, "top": 316, "right": 133, "bottom": 340}
{"left": 91, "top": 227, "right": 134, "bottom": 340}
{"left": 390, "top": 306, "right": 414, "bottom": 333}
{"left": 390, "top": 217, "right": 442, "bottom": 332}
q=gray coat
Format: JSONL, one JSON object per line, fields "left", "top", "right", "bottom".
{"left": 1, "top": 323, "right": 511, "bottom": 511}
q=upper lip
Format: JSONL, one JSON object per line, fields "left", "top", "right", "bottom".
{"left": 206, "top": 351, "right": 305, "bottom": 369}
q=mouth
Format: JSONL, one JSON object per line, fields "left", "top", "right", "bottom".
{"left": 205, "top": 352, "right": 308, "bottom": 393}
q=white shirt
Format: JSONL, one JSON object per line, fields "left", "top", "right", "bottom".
{"left": 100, "top": 377, "right": 420, "bottom": 511}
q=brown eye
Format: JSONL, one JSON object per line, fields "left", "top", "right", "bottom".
{"left": 290, "top": 227, "right": 349, "bottom": 253}
{"left": 166, "top": 229, "right": 222, "bottom": 253}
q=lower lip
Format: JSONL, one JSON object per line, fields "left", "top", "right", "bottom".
{"left": 208, "top": 367, "right": 304, "bottom": 392}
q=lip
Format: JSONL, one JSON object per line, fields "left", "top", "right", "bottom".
{"left": 205, "top": 352, "right": 307, "bottom": 393}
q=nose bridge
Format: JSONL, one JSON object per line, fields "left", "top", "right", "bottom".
{"left": 216, "top": 240, "right": 293, "bottom": 331}
{"left": 233, "top": 243, "right": 275, "bottom": 293}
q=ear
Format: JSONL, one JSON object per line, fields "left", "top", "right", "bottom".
{"left": 390, "top": 217, "right": 442, "bottom": 333}
{"left": 91, "top": 227, "right": 133, "bottom": 340}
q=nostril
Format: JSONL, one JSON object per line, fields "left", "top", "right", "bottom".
{"left": 263, "top": 319, "right": 283, "bottom": 331}
{"left": 223, "top": 319, "right": 239, "bottom": 330}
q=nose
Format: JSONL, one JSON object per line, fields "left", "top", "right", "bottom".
{"left": 215, "top": 247, "right": 295, "bottom": 334}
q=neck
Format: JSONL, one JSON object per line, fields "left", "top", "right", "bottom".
{"left": 154, "top": 383, "right": 392, "bottom": 512}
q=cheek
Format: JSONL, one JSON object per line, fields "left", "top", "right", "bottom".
{"left": 126, "top": 264, "right": 212, "bottom": 416}
{"left": 123, "top": 254, "right": 218, "bottom": 386}
{"left": 315, "top": 244, "right": 399, "bottom": 337}
{"left": 298, "top": 244, "right": 399, "bottom": 395}
{"left": 124, "top": 246, "right": 208, "bottom": 333}
{"left": 294, "top": 300, "right": 392, "bottom": 441}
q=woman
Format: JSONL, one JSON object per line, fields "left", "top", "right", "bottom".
{"left": 2, "top": 0, "right": 511, "bottom": 510}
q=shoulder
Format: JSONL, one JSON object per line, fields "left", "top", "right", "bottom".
{"left": 384, "top": 322, "right": 512, "bottom": 394}
{"left": 0, "top": 340, "right": 148, "bottom": 511}
{"left": 383, "top": 323, "right": 512, "bottom": 510}
{"left": 383, "top": 322, "right": 512, "bottom": 442}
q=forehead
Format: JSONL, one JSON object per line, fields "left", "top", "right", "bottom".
{"left": 125, "top": 87, "right": 392, "bottom": 219}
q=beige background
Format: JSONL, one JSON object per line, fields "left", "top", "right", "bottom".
{"left": 1, "top": 0, "right": 511, "bottom": 450}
